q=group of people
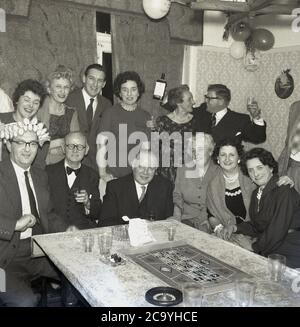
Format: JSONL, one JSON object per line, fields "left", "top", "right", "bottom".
{"left": 1, "top": 62, "right": 300, "bottom": 307}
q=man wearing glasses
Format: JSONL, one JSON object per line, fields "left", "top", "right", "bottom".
{"left": 194, "top": 84, "right": 266, "bottom": 144}
{"left": 46, "top": 132, "right": 101, "bottom": 230}
{"left": 0, "top": 123, "right": 67, "bottom": 306}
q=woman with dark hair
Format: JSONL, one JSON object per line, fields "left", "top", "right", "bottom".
{"left": 38, "top": 65, "right": 80, "bottom": 165}
{"left": 0, "top": 79, "right": 49, "bottom": 168}
{"left": 96, "top": 71, "right": 151, "bottom": 182}
{"left": 223, "top": 148, "right": 300, "bottom": 268}
{"left": 206, "top": 138, "right": 254, "bottom": 244}
{"left": 156, "top": 84, "right": 196, "bottom": 185}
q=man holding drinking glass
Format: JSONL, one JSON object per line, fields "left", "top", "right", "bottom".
{"left": 193, "top": 84, "right": 266, "bottom": 144}
{"left": 46, "top": 131, "right": 101, "bottom": 230}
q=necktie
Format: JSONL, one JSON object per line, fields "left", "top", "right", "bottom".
{"left": 66, "top": 166, "right": 80, "bottom": 176}
{"left": 86, "top": 98, "right": 94, "bottom": 131}
{"left": 139, "top": 186, "right": 147, "bottom": 203}
{"left": 211, "top": 113, "right": 216, "bottom": 128}
{"left": 24, "top": 171, "right": 41, "bottom": 234}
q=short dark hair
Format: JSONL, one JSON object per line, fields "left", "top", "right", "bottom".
{"left": 240, "top": 147, "right": 278, "bottom": 176}
{"left": 113, "top": 71, "right": 145, "bottom": 101}
{"left": 12, "top": 79, "right": 47, "bottom": 109}
{"left": 84, "top": 64, "right": 106, "bottom": 80}
{"left": 207, "top": 84, "right": 231, "bottom": 105}
{"left": 212, "top": 137, "right": 244, "bottom": 164}
{"left": 167, "top": 85, "right": 190, "bottom": 112}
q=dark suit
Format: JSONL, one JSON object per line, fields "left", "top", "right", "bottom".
{"left": 66, "top": 88, "right": 112, "bottom": 172}
{"left": 193, "top": 103, "right": 266, "bottom": 144}
{"left": 99, "top": 174, "right": 174, "bottom": 227}
{"left": 0, "top": 160, "right": 67, "bottom": 306}
{"left": 46, "top": 160, "right": 101, "bottom": 229}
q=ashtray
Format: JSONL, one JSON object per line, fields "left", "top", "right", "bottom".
{"left": 109, "top": 253, "right": 126, "bottom": 266}
{"left": 145, "top": 287, "right": 183, "bottom": 306}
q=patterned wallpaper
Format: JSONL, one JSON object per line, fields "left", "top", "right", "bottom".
{"left": 189, "top": 46, "right": 300, "bottom": 159}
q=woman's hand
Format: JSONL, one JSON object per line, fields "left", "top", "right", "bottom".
{"left": 219, "top": 224, "right": 237, "bottom": 241}
{"left": 101, "top": 173, "right": 115, "bottom": 183}
{"left": 277, "top": 175, "right": 294, "bottom": 188}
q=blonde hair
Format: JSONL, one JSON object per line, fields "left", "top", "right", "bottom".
{"left": 45, "top": 65, "right": 73, "bottom": 89}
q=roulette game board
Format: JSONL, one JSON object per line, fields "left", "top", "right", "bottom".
{"left": 126, "top": 241, "right": 251, "bottom": 294}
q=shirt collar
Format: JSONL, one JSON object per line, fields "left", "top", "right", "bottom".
{"left": 11, "top": 160, "right": 30, "bottom": 176}
{"left": 215, "top": 108, "right": 228, "bottom": 119}
{"left": 64, "top": 160, "right": 81, "bottom": 171}
{"left": 134, "top": 180, "right": 149, "bottom": 189}
{"left": 82, "top": 87, "right": 97, "bottom": 103}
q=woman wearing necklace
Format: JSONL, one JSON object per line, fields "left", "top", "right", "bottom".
{"left": 223, "top": 148, "right": 300, "bottom": 268}
{"left": 96, "top": 71, "right": 151, "bottom": 182}
{"left": 207, "top": 138, "right": 254, "bottom": 244}
{"left": 173, "top": 132, "right": 218, "bottom": 232}
{"left": 156, "top": 85, "right": 196, "bottom": 186}
{"left": 38, "top": 65, "right": 80, "bottom": 165}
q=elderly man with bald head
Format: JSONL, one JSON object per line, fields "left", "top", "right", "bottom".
{"left": 99, "top": 150, "right": 173, "bottom": 227}
{"left": 46, "top": 132, "right": 101, "bottom": 229}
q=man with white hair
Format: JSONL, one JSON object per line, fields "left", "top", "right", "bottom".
{"left": 99, "top": 150, "right": 173, "bottom": 227}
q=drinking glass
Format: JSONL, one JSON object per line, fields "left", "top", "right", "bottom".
{"left": 235, "top": 279, "right": 256, "bottom": 307}
{"left": 98, "top": 232, "right": 113, "bottom": 261}
{"left": 268, "top": 254, "right": 286, "bottom": 282}
{"left": 182, "top": 283, "right": 204, "bottom": 307}
{"left": 82, "top": 233, "right": 94, "bottom": 252}
{"left": 167, "top": 226, "right": 177, "bottom": 241}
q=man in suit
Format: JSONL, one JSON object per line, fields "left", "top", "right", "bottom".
{"left": 193, "top": 84, "right": 266, "bottom": 144}
{"left": 99, "top": 150, "right": 173, "bottom": 227}
{"left": 66, "top": 63, "right": 112, "bottom": 172}
{"left": 46, "top": 132, "right": 101, "bottom": 229}
{"left": 0, "top": 122, "right": 67, "bottom": 306}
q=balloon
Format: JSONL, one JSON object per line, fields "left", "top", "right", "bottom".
{"left": 251, "top": 28, "right": 275, "bottom": 51}
{"left": 142, "top": 0, "right": 171, "bottom": 20}
{"left": 230, "top": 22, "right": 251, "bottom": 42}
{"left": 230, "top": 41, "right": 246, "bottom": 59}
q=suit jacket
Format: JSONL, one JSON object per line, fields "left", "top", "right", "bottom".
{"left": 66, "top": 88, "right": 112, "bottom": 172}
{"left": 46, "top": 160, "right": 101, "bottom": 229}
{"left": 0, "top": 160, "right": 67, "bottom": 269}
{"left": 99, "top": 174, "right": 174, "bottom": 227}
{"left": 193, "top": 103, "right": 266, "bottom": 144}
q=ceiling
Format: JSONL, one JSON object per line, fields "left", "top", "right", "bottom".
{"left": 175, "top": 0, "right": 300, "bottom": 24}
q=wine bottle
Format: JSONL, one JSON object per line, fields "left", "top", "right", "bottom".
{"left": 153, "top": 73, "right": 167, "bottom": 100}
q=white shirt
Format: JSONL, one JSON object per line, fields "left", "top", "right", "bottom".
{"left": 11, "top": 161, "right": 39, "bottom": 239}
{"left": 64, "top": 160, "right": 81, "bottom": 188}
{"left": 134, "top": 181, "right": 148, "bottom": 200}
{"left": 82, "top": 88, "right": 98, "bottom": 119}
{"left": 214, "top": 108, "right": 264, "bottom": 126}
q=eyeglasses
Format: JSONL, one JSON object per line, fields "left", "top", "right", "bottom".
{"left": 11, "top": 140, "right": 39, "bottom": 148}
{"left": 205, "top": 95, "right": 220, "bottom": 101}
{"left": 66, "top": 144, "right": 86, "bottom": 151}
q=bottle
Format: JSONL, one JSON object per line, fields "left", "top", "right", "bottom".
{"left": 153, "top": 73, "right": 167, "bottom": 100}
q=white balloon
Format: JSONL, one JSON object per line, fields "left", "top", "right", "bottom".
{"left": 230, "top": 41, "right": 246, "bottom": 59}
{"left": 143, "top": 0, "right": 171, "bottom": 20}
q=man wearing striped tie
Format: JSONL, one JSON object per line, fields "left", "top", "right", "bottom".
{"left": 99, "top": 149, "right": 173, "bottom": 227}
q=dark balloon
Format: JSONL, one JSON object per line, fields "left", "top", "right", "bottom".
{"left": 251, "top": 28, "right": 275, "bottom": 51}
{"left": 230, "top": 22, "right": 251, "bottom": 41}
